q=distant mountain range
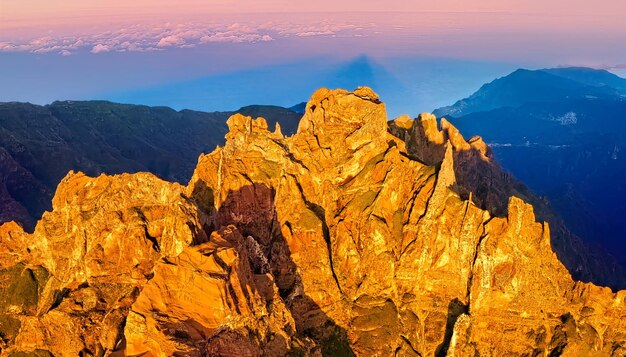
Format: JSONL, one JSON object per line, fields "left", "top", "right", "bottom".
{"left": 0, "top": 101, "right": 301, "bottom": 229}
{"left": 434, "top": 67, "right": 626, "bottom": 118}
{"left": 434, "top": 67, "right": 626, "bottom": 266}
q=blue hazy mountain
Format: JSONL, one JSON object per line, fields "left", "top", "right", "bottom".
{"left": 434, "top": 67, "right": 626, "bottom": 266}
{"left": 542, "top": 67, "right": 626, "bottom": 93}
{"left": 434, "top": 68, "right": 626, "bottom": 118}
{"left": 289, "top": 102, "right": 307, "bottom": 114}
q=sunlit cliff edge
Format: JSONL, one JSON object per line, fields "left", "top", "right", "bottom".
{"left": 0, "top": 87, "right": 624, "bottom": 356}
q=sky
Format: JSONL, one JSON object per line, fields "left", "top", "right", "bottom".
{"left": 1, "top": 1, "right": 625, "bottom": 116}
{"left": 3, "top": 0, "right": 626, "bottom": 19}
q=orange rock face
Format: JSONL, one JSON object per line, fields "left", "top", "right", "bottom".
{"left": 0, "top": 87, "right": 625, "bottom": 356}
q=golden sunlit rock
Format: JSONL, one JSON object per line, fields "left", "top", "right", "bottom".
{"left": 0, "top": 87, "right": 624, "bottom": 356}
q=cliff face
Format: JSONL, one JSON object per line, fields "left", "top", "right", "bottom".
{"left": 0, "top": 88, "right": 625, "bottom": 356}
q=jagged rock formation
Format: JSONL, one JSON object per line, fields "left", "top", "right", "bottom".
{"left": 0, "top": 88, "right": 625, "bottom": 356}
{"left": 431, "top": 67, "right": 626, "bottom": 290}
{"left": 389, "top": 113, "right": 626, "bottom": 290}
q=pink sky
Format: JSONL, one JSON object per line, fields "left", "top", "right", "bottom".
{"left": 2, "top": 1, "right": 625, "bottom": 76}
{"left": 2, "top": 1, "right": 625, "bottom": 53}
{"left": 3, "top": 0, "right": 626, "bottom": 23}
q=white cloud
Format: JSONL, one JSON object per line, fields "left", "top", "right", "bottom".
{"left": 178, "top": 30, "right": 204, "bottom": 40}
{"left": 70, "top": 39, "right": 85, "bottom": 48}
{"left": 32, "top": 45, "right": 62, "bottom": 53}
{"left": 295, "top": 31, "right": 335, "bottom": 37}
{"left": 0, "top": 42, "right": 14, "bottom": 51}
{"left": 0, "top": 19, "right": 371, "bottom": 55}
{"left": 29, "top": 36, "right": 53, "bottom": 47}
{"left": 157, "top": 35, "right": 185, "bottom": 47}
{"left": 90, "top": 44, "right": 110, "bottom": 53}
{"left": 200, "top": 32, "right": 273, "bottom": 43}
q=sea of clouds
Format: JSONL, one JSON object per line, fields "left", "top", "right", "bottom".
{"left": 0, "top": 20, "right": 374, "bottom": 56}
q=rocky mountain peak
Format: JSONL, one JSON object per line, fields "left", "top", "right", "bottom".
{"left": 293, "top": 87, "right": 389, "bottom": 164}
{"left": 226, "top": 113, "right": 273, "bottom": 137}
{"left": 0, "top": 87, "right": 624, "bottom": 356}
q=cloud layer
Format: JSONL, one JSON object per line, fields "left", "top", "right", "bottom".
{"left": 0, "top": 20, "right": 370, "bottom": 56}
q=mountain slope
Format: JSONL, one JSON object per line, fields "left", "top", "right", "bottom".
{"left": 0, "top": 88, "right": 624, "bottom": 356}
{"left": 542, "top": 67, "right": 626, "bottom": 93}
{"left": 0, "top": 101, "right": 301, "bottom": 229}
{"left": 434, "top": 68, "right": 625, "bottom": 117}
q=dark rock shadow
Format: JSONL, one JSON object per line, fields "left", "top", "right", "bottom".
{"left": 193, "top": 182, "right": 355, "bottom": 356}
{"left": 434, "top": 298, "right": 468, "bottom": 357}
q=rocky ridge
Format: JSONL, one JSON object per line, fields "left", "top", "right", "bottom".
{"left": 0, "top": 87, "right": 625, "bottom": 356}
{"left": 389, "top": 113, "right": 626, "bottom": 290}
{"left": 431, "top": 67, "right": 626, "bottom": 283}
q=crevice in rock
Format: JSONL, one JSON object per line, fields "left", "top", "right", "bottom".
{"left": 372, "top": 213, "right": 387, "bottom": 225}
{"left": 466, "top": 217, "right": 493, "bottom": 304}
{"left": 435, "top": 298, "right": 469, "bottom": 357}
{"left": 132, "top": 208, "right": 161, "bottom": 253}
{"left": 270, "top": 138, "right": 309, "bottom": 171}
{"left": 460, "top": 195, "right": 473, "bottom": 229}
{"left": 343, "top": 106, "right": 378, "bottom": 142}
{"left": 415, "top": 175, "right": 442, "bottom": 225}
{"left": 142, "top": 225, "right": 160, "bottom": 253}
{"left": 348, "top": 92, "right": 382, "bottom": 104}
{"left": 227, "top": 279, "right": 241, "bottom": 315}
{"left": 288, "top": 174, "right": 344, "bottom": 296}
{"left": 399, "top": 334, "right": 423, "bottom": 357}
{"left": 47, "top": 287, "right": 71, "bottom": 313}
{"left": 404, "top": 173, "right": 434, "bottom": 227}
{"left": 212, "top": 253, "right": 231, "bottom": 273}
